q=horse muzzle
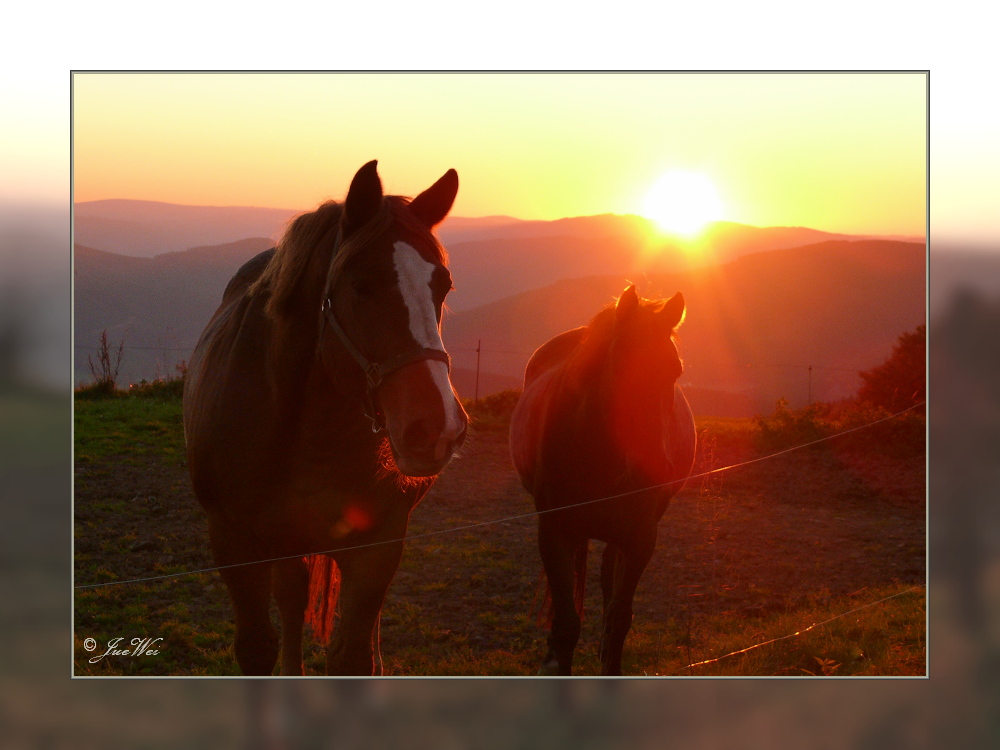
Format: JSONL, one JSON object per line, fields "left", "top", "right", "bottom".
{"left": 394, "top": 416, "right": 468, "bottom": 477}
{"left": 379, "top": 360, "right": 468, "bottom": 477}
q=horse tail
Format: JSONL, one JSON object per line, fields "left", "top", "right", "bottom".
{"left": 304, "top": 554, "right": 341, "bottom": 643}
{"left": 534, "top": 539, "right": 589, "bottom": 627}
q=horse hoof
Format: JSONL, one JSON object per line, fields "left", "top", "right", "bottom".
{"left": 537, "top": 660, "right": 560, "bottom": 676}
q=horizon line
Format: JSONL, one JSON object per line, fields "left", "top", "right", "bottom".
{"left": 71, "top": 198, "right": 925, "bottom": 241}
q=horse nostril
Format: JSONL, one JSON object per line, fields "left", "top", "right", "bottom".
{"left": 401, "top": 419, "right": 435, "bottom": 455}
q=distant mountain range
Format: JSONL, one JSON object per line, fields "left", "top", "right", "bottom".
{"left": 73, "top": 198, "right": 924, "bottom": 314}
{"left": 441, "top": 239, "right": 925, "bottom": 411}
{"left": 443, "top": 217, "right": 921, "bottom": 311}
{"left": 74, "top": 237, "right": 276, "bottom": 384}
{"left": 74, "top": 216, "right": 924, "bottom": 413}
{"left": 74, "top": 200, "right": 301, "bottom": 258}
{"left": 72, "top": 199, "right": 927, "bottom": 412}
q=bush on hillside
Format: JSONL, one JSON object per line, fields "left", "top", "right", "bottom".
{"left": 84, "top": 329, "right": 125, "bottom": 397}
{"left": 858, "top": 325, "right": 925, "bottom": 412}
{"left": 753, "top": 398, "right": 830, "bottom": 453}
{"left": 753, "top": 398, "right": 924, "bottom": 458}
{"left": 462, "top": 389, "right": 522, "bottom": 431}
{"left": 77, "top": 362, "right": 187, "bottom": 401}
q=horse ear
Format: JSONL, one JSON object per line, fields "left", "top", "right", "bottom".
{"left": 342, "top": 160, "right": 383, "bottom": 238}
{"left": 659, "top": 292, "right": 686, "bottom": 329}
{"left": 615, "top": 285, "right": 639, "bottom": 324}
{"left": 408, "top": 169, "right": 459, "bottom": 228}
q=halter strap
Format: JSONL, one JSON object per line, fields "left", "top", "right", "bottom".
{"left": 321, "top": 297, "right": 452, "bottom": 391}
{"left": 319, "top": 227, "right": 452, "bottom": 433}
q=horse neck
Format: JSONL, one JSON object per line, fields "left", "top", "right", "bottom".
{"left": 263, "top": 244, "right": 338, "bottom": 410}
{"left": 263, "top": 313, "right": 376, "bottom": 464}
{"left": 565, "top": 335, "right": 679, "bottom": 467}
{"left": 552, "top": 338, "right": 618, "bottom": 442}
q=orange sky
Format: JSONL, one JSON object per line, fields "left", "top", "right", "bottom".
{"left": 72, "top": 73, "right": 926, "bottom": 236}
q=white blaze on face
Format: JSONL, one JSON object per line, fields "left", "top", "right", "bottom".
{"left": 392, "top": 241, "right": 461, "bottom": 433}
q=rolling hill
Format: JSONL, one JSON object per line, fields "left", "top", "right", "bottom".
{"left": 74, "top": 237, "right": 275, "bottom": 384}
{"left": 74, "top": 229, "right": 924, "bottom": 414}
{"left": 438, "top": 215, "right": 921, "bottom": 310}
{"left": 441, "top": 240, "right": 926, "bottom": 412}
{"left": 74, "top": 200, "right": 300, "bottom": 257}
{"left": 74, "top": 200, "right": 922, "bottom": 314}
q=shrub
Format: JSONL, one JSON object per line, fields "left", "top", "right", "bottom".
{"left": 75, "top": 380, "right": 127, "bottom": 400}
{"left": 128, "top": 362, "right": 187, "bottom": 400}
{"left": 858, "top": 325, "right": 925, "bottom": 412}
{"left": 85, "top": 329, "right": 125, "bottom": 396}
{"left": 753, "top": 398, "right": 925, "bottom": 458}
{"left": 128, "top": 377, "right": 185, "bottom": 400}
{"left": 829, "top": 401, "right": 925, "bottom": 458}
{"left": 77, "top": 361, "right": 187, "bottom": 401}
{"left": 753, "top": 398, "right": 831, "bottom": 453}
{"left": 462, "top": 388, "right": 522, "bottom": 431}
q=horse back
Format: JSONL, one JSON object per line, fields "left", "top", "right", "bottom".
{"left": 523, "top": 327, "right": 587, "bottom": 388}
{"left": 509, "top": 328, "right": 587, "bottom": 494}
{"left": 222, "top": 248, "right": 275, "bottom": 302}
{"left": 183, "top": 249, "right": 285, "bottom": 509}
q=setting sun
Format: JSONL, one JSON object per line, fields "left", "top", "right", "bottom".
{"left": 642, "top": 170, "right": 725, "bottom": 236}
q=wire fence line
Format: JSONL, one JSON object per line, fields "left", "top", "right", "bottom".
{"left": 73, "top": 341, "right": 866, "bottom": 373}
{"left": 670, "top": 584, "right": 926, "bottom": 675}
{"left": 75, "top": 344, "right": 194, "bottom": 352}
{"left": 73, "top": 402, "right": 924, "bottom": 592}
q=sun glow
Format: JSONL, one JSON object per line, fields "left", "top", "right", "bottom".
{"left": 642, "top": 170, "right": 725, "bottom": 236}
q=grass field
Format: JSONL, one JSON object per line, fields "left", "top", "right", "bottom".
{"left": 73, "top": 390, "right": 925, "bottom": 676}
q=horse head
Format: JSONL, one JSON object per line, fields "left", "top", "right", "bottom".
{"left": 320, "top": 161, "right": 468, "bottom": 477}
{"left": 606, "top": 285, "right": 686, "bottom": 481}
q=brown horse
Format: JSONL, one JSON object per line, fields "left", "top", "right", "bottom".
{"left": 509, "top": 286, "right": 696, "bottom": 675}
{"left": 183, "top": 161, "right": 468, "bottom": 675}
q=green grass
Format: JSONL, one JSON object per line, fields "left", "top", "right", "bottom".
{"left": 75, "top": 578, "right": 924, "bottom": 677}
{"left": 73, "top": 392, "right": 924, "bottom": 676}
{"left": 625, "top": 583, "right": 925, "bottom": 677}
{"left": 74, "top": 573, "right": 241, "bottom": 676}
{"left": 74, "top": 394, "right": 186, "bottom": 466}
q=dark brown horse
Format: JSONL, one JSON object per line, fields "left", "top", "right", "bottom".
{"left": 183, "top": 161, "right": 468, "bottom": 675}
{"left": 509, "top": 286, "right": 696, "bottom": 675}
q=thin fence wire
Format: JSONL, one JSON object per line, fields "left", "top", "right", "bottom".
{"left": 75, "top": 344, "right": 194, "bottom": 352}
{"left": 671, "top": 584, "right": 925, "bottom": 675}
{"left": 74, "top": 341, "right": 865, "bottom": 372}
{"left": 73, "top": 402, "right": 924, "bottom": 592}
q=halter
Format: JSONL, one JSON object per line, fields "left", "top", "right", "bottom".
{"left": 319, "top": 227, "right": 452, "bottom": 433}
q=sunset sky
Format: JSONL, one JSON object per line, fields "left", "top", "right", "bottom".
{"left": 72, "top": 73, "right": 927, "bottom": 238}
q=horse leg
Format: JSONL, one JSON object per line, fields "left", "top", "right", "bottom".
{"left": 220, "top": 561, "right": 279, "bottom": 676}
{"left": 326, "top": 537, "right": 404, "bottom": 676}
{"left": 271, "top": 556, "right": 310, "bottom": 676}
{"left": 599, "top": 540, "right": 655, "bottom": 676}
{"left": 537, "top": 520, "right": 582, "bottom": 676}
{"left": 598, "top": 543, "right": 620, "bottom": 665}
